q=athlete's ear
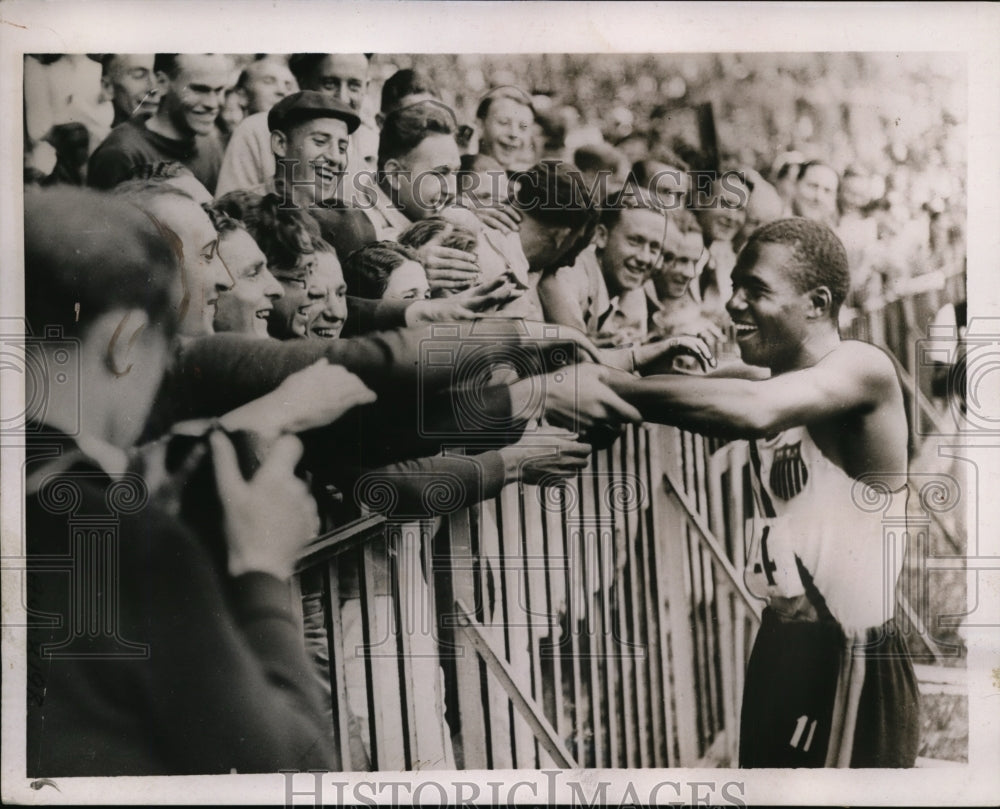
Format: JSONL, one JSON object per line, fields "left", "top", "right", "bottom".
{"left": 808, "top": 285, "right": 832, "bottom": 319}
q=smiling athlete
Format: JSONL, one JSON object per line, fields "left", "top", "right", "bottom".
{"left": 608, "top": 217, "right": 920, "bottom": 767}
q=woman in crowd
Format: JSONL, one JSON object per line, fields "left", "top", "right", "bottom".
{"left": 342, "top": 241, "right": 431, "bottom": 302}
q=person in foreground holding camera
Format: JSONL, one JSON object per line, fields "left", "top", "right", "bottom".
{"left": 605, "top": 218, "right": 919, "bottom": 768}
{"left": 24, "top": 187, "right": 342, "bottom": 775}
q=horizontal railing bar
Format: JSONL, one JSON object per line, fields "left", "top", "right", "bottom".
{"left": 295, "top": 514, "right": 387, "bottom": 572}
{"left": 453, "top": 598, "right": 578, "bottom": 770}
{"left": 661, "top": 465, "right": 763, "bottom": 621}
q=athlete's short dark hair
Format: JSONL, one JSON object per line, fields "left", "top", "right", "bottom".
{"left": 743, "top": 218, "right": 849, "bottom": 321}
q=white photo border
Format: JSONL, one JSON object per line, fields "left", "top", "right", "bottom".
{"left": 2, "top": 1, "right": 998, "bottom": 805}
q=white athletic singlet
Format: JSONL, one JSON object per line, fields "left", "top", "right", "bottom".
{"left": 744, "top": 425, "right": 907, "bottom": 633}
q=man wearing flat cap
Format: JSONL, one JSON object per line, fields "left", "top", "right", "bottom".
{"left": 266, "top": 90, "right": 361, "bottom": 209}
{"left": 215, "top": 53, "right": 375, "bottom": 198}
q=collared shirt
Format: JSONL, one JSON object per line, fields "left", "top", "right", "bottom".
{"left": 555, "top": 245, "right": 647, "bottom": 345}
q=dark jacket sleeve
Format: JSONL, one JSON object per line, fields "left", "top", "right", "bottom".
{"left": 145, "top": 322, "right": 580, "bottom": 450}
{"left": 341, "top": 296, "right": 411, "bottom": 337}
{"left": 160, "top": 321, "right": 578, "bottom": 413}
{"left": 323, "top": 450, "right": 508, "bottom": 519}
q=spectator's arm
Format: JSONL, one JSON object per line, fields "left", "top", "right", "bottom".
{"left": 347, "top": 451, "right": 508, "bottom": 518}
{"left": 538, "top": 271, "right": 589, "bottom": 333}
{"left": 342, "top": 296, "right": 411, "bottom": 337}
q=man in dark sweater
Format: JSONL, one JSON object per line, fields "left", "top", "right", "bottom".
{"left": 24, "top": 187, "right": 337, "bottom": 775}
{"left": 88, "top": 54, "right": 230, "bottom": 192}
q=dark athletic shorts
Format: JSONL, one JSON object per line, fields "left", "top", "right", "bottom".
{"left": 739, "top": 608, "right": 920, "bottom": 768}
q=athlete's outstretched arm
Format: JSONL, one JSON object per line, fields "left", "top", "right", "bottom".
{"left": 605, "top": 341, "right": 898, "bottom": 439}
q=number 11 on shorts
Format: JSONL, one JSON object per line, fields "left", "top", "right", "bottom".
{"left": 790, "top": 715, "right": 818, "bottom": 751}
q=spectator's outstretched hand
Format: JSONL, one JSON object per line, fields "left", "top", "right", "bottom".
{"left": 510, "top": 362, "right": 643, "bottom": 430}
{"left": 471, "top": 203, "right": 522, "bottom": 235}
{"left": 405, "top": 276, "right": 523, "bottom": 322}
{"left": 500, "top": 426, "right": 591, "bottom": 485}
{"left": 633, "top": 335, "right": 717, "bottom": 375}
{"left": 211, "top": 432, "right": 320, "bottom": 581}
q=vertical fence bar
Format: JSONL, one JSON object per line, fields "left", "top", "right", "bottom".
{"left": 708, "top": 449, "right": 741, "bottom": 765}
{"left": 539, "top": 481, "right": 570, "bottom": 759}
{"left": 575, "top": 464, "right": 604, "bottom": 767}
{"left": 439, "top": 506, "right": 490, "bottom": 769}
{"left": 645, "top": 426, "right": 679, "bottom": 765}
{"left": 480, "top": 494, "right": 512, "bottom": 769}
{"left": 521, "top": 481, "right": 550, "bottom": 767}
{"left": 606, "top": 440, "right": 637, "bottom": 768}
{"left": 592, "top": 446, "right": 622, "bottom": 767}
{"left": 322, "top": 560, "right": 351, "bottom": 771}
{"left": 360, "top": 537, "right": 406, "bottom": 770}
{"left": 655, "top": 428, "right": 700, "bottom": 764}
{"left": 623, "top": 426, "right": 652, "bottom": 767}
{"left": 566, "top": 473, "right": 592, "bottom": 766}
{"left": 637, "top": 425, "right": 668, "bottom": 765}
{"left": 497, "top": 484, "right": 533, "bottom": 768}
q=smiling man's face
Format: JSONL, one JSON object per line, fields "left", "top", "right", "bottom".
{"left": 145, "top": 193, "right": 233, "bottom": 337}
{"left": 157, "top": 54, "right": 232, "bottom": 138}
{"left": 726, "top": 240, "right": 812, "bottom": 372}
{"left": 268, "top": 251, "right": 316, "bottom": 340}
{"left": 213, "top": 228, "right": 283, "bottom": 337}
{"left": 597, "top": 207, "right": 669, "bottom": 298}
{"left": 275, "top": 116, "right": 350, "bottom": 203}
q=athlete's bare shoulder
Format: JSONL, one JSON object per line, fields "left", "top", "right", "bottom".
{"left": 823, "top": 340, "right": 901, "bottom": 395}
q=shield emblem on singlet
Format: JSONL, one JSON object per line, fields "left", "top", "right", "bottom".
{"left": 769, "top": 441, "right": 808, "bottom": 500}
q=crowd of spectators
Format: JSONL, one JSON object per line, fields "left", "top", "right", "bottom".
{"left": 22, "top": 50, "right": 965, "bottom": 775}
